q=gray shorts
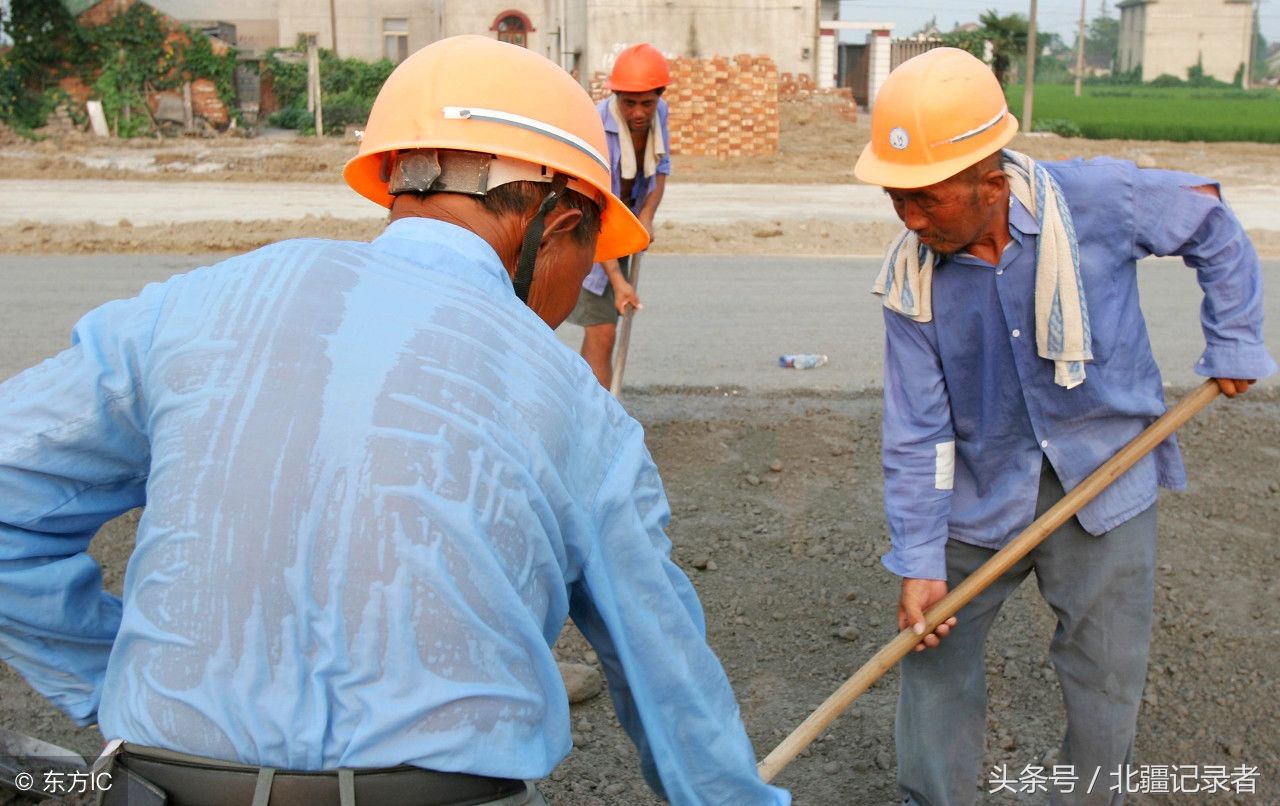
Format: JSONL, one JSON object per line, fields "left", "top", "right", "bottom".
{"left": 567, "top": 255, "right": 631, "bottom": 327}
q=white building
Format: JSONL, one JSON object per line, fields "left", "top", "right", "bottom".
{"left": 1117, "top": 0, "right": 1256, "bottom": 84}
{"left": 147, "top": 0, "right": 854, "bottom": 86}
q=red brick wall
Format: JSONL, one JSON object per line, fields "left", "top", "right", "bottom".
{"left": 592, "top": 55, "right": 781, "bottom": 158}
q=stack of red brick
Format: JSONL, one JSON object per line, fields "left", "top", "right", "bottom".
{"left": 591, "top": 54, "right": 780, "bottom": 158}
{"left": 778, "top": 71, "right": 857, "bottom": 123}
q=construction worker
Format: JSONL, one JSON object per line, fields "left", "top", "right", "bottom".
{"left": 0, "top": 37, "right": 789, "bottom": 806}
{"left": 855, "top": 48, "right": 1274, "bottom": 805}
{"left": 567, "top": 42, "right": 672, "bottom": 388}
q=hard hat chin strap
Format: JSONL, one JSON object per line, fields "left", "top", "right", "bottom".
{"left": 513, "top": 173, "right": 569, "bottom": 304}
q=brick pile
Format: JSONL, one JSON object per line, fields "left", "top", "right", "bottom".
{"left": 778, "top": 71, "right": 858, "bottom": 123}
{"left": 591, "top": 54, "right": 780, "bottom": 158}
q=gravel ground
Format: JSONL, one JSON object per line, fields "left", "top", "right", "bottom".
{"left": 2, "top": 98, "right": 1278, "bottom": 804}
{"left": 3, "top": 386, "right": 1276, "bottom": 804}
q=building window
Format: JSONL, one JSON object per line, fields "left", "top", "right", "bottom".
{"left": 383, "top": 18, "right": 409, "bottom": 63}
{"left": 490, "top": 10, "right": 535, "bottom": 48}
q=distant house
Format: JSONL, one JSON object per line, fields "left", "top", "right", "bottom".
{"left": 1116, "top": 0, "right": 1255, "bottom": 84}
{"left": 145, "top": 0, "right": 845, "bottom": 86}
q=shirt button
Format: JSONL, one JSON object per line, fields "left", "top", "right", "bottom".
{"left": 996, "top": 268, "right": 1004, "bottom": 276}
{"left": 1011, "top": 329, "right": 1021, "bottom": 338}
{"left": 1040, "top": 440, "right": 1049, "bottom": 449}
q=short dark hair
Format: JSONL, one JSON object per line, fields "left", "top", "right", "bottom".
{"left": 481, "top": 181, "right": 602, "bottom": 246}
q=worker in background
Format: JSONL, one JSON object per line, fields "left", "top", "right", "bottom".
{"left": 0, "top": 36, "right": 789, "bottom": 806}
{"left": 855, "top": 47, "right": 1274, "bottom": 806}
{"left": 568, "top": 42, "right": 671, "bottom": 388}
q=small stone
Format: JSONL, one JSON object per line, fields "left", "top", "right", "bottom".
{"left": 1001, "top": 737, "right": 1017, "bottom": 751}
{"left": 769, "top": 460, "right": 783, "bottom": 473}
{"left": 746, "top": 474, "right": 761, "bottom": 486}
{"left": 704, "top": 559, "right": 719, "bottom": 571}
{"left": 875, "top": 749, "right": 892, "bottom": 769}
{"left": 1135, "top": 152, "right": 1157, "bottom": 169}
{"left": 823, "top": 761, "right": 842, "bottom": 776}
{"left": 836, "top": 625, "right": 860, "bottom": 642}
{"left": 690, "top": 555, "right": 711, "bottom": 570}
{"left": 558, "top": 661, "right": 603, "bottom": 704}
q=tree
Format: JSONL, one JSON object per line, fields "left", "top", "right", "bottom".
{"left": 1252, "top": 4, "right": 1268, "bottom": 84}
{"left": 1085, "top": 14, "right": 1119, "bottom": 71}
{"left": 977, "top": 10, "right": 1029, "bottom": 86}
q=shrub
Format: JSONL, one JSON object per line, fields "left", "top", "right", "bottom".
{"left": 262, "top": 48, "right": 392, "bottom": 135}
{"left": 1034, "top": 118, "right": 1083, "bottom": 138}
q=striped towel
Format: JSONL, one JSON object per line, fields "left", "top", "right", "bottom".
{"left": 872, "top": 149, "right": 1093, "bottom": 389}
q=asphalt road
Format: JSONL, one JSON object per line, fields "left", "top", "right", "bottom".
{"left": 1, "top": 179, "right": 1276, "bottom": 231}
{"left": 3, "top": 254, "right": 1276, "bottom": 391}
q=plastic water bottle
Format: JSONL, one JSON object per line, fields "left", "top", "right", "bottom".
{"left": 778, "top": 353, "right": 828, "bottom": 369}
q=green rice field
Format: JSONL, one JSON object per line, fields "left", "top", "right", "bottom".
{"left": 1006, "top": 83, "right": 1280, "bottom": 143}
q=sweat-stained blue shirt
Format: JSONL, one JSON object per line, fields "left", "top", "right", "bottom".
{"left": 0, "top": 218, "right": 789, "bottom": 806}
{"left": 880, "top": 158, "right": 1276, "bottom": 580}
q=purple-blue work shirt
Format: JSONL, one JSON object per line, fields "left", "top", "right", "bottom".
{"left": 881, "top": 158, "right": 1277, "bottom": 580}
{"left": 581, "top": 96, "right": 671, "bottom": 295}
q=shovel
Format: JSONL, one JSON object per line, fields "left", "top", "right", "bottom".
{"left": 609, "top": 251, "right": 643, "bottom": 397}
{"left": 758, "top": 380, "right": 1222, "bottom": 782}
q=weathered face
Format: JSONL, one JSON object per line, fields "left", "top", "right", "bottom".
{"left": 884, "top": 170, "right": 1001, "bottom": 256}
{"left": 616, "top": 90, "right": 661, "bottom": 135}
{"left": 525, "top": 227, "right": 598, "bottom": 328}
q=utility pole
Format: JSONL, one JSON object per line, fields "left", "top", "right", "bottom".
{"left": 328, "top": 0, "right": 338, "bottom": 57}
{"left": 1074, "top": 0, "right": 1086, "bottom": 96}
{"left": 1022, "top": 0, "right": 1038, "bottom": 133}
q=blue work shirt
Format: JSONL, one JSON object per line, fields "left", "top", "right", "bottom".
{"left": 581, "top": 96, "right": 671, "bottom": 294}
{"left": 0, "top": 218, "right": 789, "bottom": 805}
{"left": 881, "top": 158, "right": 1276, "bottom": 580}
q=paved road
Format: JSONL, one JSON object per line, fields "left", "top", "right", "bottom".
{"left": 2, "top": 179, "right": 1276, "bottom": 232}
{"left": 3, "top": 254, "right": 1276, "bottom": 391}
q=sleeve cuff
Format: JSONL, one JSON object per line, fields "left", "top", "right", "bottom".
{"left": 1195, "top": 342, "right": 1279, "bottom": 381}
{"left": 881, "top": 538, "right": 948, "bottom": 580}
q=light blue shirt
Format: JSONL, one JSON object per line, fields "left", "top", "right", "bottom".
{"left": 582, "top": 96, "right": 671, "bottom": 295}
{"left": 881, "top": 158, "right": 1276, "bottom": 580}
{"left": 0, "top": 218, "right": 788, "bottom": 805}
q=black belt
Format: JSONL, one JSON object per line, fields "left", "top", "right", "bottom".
{"left": 103, "top": 745, "right": 526, "bottom": 806}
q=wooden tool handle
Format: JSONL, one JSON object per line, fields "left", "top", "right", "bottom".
{"left": 757, "top": 380, "right": 1221, "bottom": 782}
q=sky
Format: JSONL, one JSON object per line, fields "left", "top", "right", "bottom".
{"left": 839, "top": 0, "right": 1280, "bottom": 45}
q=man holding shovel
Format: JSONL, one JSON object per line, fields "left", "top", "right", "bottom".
{"left": 855, "top": 48, "right": 1275, "bottom": 805}
{"left": 568, "top": 42, "right": 671, "bottom": 388}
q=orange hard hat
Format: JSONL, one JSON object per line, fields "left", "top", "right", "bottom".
{"left": 344, "top": 35, "right": 648, "bottom": 262}
{"left": 605, "top": 43, "right": 671, "bottom": 92}
{"left": 854, "top": 47, "right": 1019, "bottom": 189}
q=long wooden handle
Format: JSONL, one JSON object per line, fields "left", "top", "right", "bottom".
{"left": 609, "top": 251, "right": 643, "bottom": 397}
{"left": 757, "top": 380, "right": 1221, "bottom": 783}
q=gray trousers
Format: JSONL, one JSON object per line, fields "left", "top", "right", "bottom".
{"left": 897, "top": 461, "right": 1158, "bottom": 806}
